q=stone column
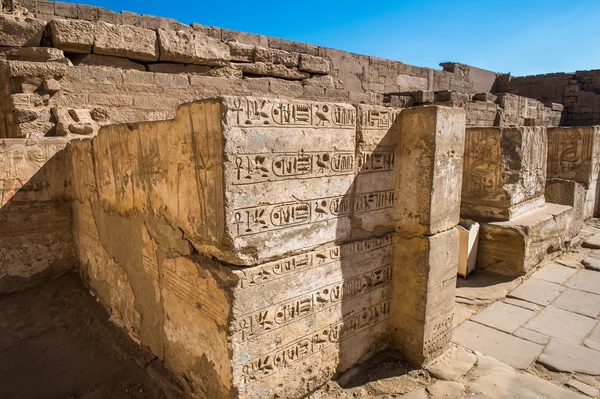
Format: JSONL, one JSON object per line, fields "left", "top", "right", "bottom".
{"left": 391, "top": 106, "right": 466, "bottom": 364}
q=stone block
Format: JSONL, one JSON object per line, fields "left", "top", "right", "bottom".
{"left": 396, "top": 106, "right": 466, "bottom": 236}
{"left": 392, "top": 228, "right": 458, "bottom": 364}
{"left": 547, "top": 126, "right": 600, "bottom": 184}
{"left": 5, "top": 60, "right": 67, "bottom": 78}
{"left": 254, "top": 46, "right": 299, "bottom": 67}
{"left": 70, "top": 53, "right": 146, "bottom": 71}
{"left": 461, "top": 127, "right": 548, "bottom": 221}
{"left": 545, "top": 179, "right": 585, "bottom": 234}
{"left": 93, "top": 21, "right": 159, "bottom": 62}
{"left": 157, "top": 28, "right": 230, "bottom": 66}
{"left": 0, "top": 14, "right": 46, "bottom": 47}
{"left": 584, "top": 179, "right": 600, "bottom": 218}
{"left": 0, "top": 46, "right": 65, "bottom": 62}
{"left": 477, "top": 203, "right": 573, "bottom": 275}
{"left": 49, "top": 19, "right": 94, "bottom": 53}
{"left": 228, "top": 41, "right": 255, "bottom": 62}
{"left": 298, "top": 54, "right": 330, "bottom": 75}
{"left": 146, "top": 63, "right": 211, "bottom": 74}
{"left": 71, "top": 96, "right": 357, "bottom": 266}
{"left": 54, "top": 1, "right": 77, "bottom": 18}
{"left": 354, "top": 104, "right": 401, "bottom": 234}
{"left": 234, "top": 62, "right": 309, "bottom": 80}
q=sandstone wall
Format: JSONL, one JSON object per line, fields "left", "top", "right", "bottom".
{"left": 497, "top": 70, "right": 600, "bottom": 126}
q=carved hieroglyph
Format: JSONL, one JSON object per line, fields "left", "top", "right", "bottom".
{"left": 461, "top": 127, "right": 548, "bottom": 221}
{"left": 547, "top": 126, "right": 600, "bottom": 184}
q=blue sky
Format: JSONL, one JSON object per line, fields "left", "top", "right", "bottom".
{"left": 69, "top": 0, "right": 599, "bottom": 76}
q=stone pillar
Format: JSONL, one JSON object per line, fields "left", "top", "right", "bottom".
{"left": 391, "top": 106, "right": 466, "bottom": 364}
{"left": 547, "top": 126, "right": 600, "bottom": 219}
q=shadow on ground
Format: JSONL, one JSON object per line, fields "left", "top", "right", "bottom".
{"left": 0, "top": 273, "right": 184, "bottom": 399}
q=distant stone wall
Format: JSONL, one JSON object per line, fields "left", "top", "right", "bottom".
{"left": 496, "top": 70, "right": 600, "bottom": 126}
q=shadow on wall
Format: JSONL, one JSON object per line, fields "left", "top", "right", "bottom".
{"left": 0, "top": 138, "right": 74, "bottom": 294}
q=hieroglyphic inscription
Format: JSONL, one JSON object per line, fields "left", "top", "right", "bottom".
{"left": 234, "top": 265, "right": 391, "bottom": 341}
{"left": 463, "top": 129, "right": 501, "bottom": 199}
{"left": 236, "top": 234, "right": 393, "bottom": 289}
{"left": 232, "top": 98, "right": 356, "bottom": 128}
{"left": 356, "top": 151, "right": 395, "bottom": 173}
{"left": 238, "top": 300, "right": 391, "bottom": 384}
{"left": 548, "top": 127, "right": 599, "bottom": 182}
{"left": 358, "top": 107, "right": 400, "bottom": 130}
{"left": 233, "top": 151, "right": 355, "bottom": 184}
{"left": 232, "top": 191, "right": 396, "bottom": 237}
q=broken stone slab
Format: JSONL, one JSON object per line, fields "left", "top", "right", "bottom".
{"left": 298, "top": 54, "right": 330, "bottom": 74}
{"left": 538, "top": 338, "right": 600, "bottom": 375}
{"left": 392, "top": 228, "right": 458, "bottom": 364}
{"left": 470, "top": 302, "right": 536, "bottom": 334}
{"left": 94, "top": 21, "right": 159, "bottom": 62}
{"left": 157, "top": 28, "right": 230, "bottom": 66}
{"left": 476, "top": 203, "right": 573, "bottom": 275}
{"left": 395, "top": 106, "right": 466, "bottom": 236}
{"left": 567, "top": 379, "right": 600, "bottom": 397}
{"left": 426, "top": 381, "right": 464, "bottom": 399}
{"left": 504, "top": 297, "right": 539, "bottom": 311}
{"left": 513, "top": 327, "right": 550, "bottom": 345}
{"left": 425, "top": 345, "right": 476, "bottom": 381}
{"left": 583, "top": 233, "right": 600, "bottom": 249}
{"left": 254, "top": 46, "right": 299, "bottom": 66}
{"left": 455, "top": 270, "right": 523, "bottom": 305}
{"left": 452, "top": 321, "right": 544, "bottom": 369}
{"left": 49, "top": 19, "right": 94, "bottom": 53}
{"left": 461, "top": 127, "right": 548, "bottom": 221}
{"left": 234, "top": 62, "right": 309, "bottom": 80}
{"left": 70, "top": 53, "right": 146, "bottom": 71}
{"left": 524, "top": 306, "right": 596, "bottom": 344}
{"left": 546, "top": 179, "right": 585, "bottom": 235}
{"left": 0, "top": 14, "right": 46, "bottom": 47}
{"left": 353, "top": 104, "right": 401, "bottom": 234}
{"left": 71, "top": 96, "right": 358, "bottom": 266}
{"left": 553, "top": 288, "right": 600, "bottom": 318}
{"left": 547, "top": 126, "right": 600, "bottom": 185}
{"left": 508, "top": 277, "right": 564, "bottom": 306}
{"left": 556, "top": 258, "right": 583, "bottom": 268}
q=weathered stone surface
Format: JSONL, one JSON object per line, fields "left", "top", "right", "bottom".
{"left": 353, "top": 104, "right": 401, "bottom": 234}
{"left": 531, "top": 263, "right": 577, "bottom": 284}
{"left": 524, "top": 306, "right": 596, "bottom": 343}
{"left": 5, "top": 60, "right": 67, "bottom": 78}
{"left": 94, "top": 21, "right": 159, "bottom": 62}
{"left": 254, "top": 46, "right": 298, "bottom": 66}
{"left": 0, "top": 14, "right": 46, "bottom": 47}
{"left": 476, "top": 203, "right": 573, "bottom": 275}
{"left": 70, "top": 53, "right": 145, "bottom": 71}
{"left": 461, "top": 127, "right": 548, "bottom": 221}
{"left": 392, "top": 228, "right": 458, "bottom": 364}
{"left": 0, "top": 138, "right": 74, "bottom": 294}
{"left": 146, "top": 62, "right": 212, "bottom": 74}
{"left": 470, "top": 302, "right": 536, "bottom": 333}
{"left": 228, "top": 41, "right": 254, "bottom": 62}
{"left": 49, "top": 19, "right": 94, "bottom": 53}
{"left": 553, "top": 288, "right": 600, "bottom": 318}
{"left": 157, "top": 28, "right": 230, "bottom": 66}
{"left": 453, "top": 321, "right": 544, "bottom": 369}
{"left": 513, "top": 327, "right": 550, "bottom": 345}
{"left": 425, "top": 345, "right": 476, "bottom": 381}
{"left": 504, "top": 297, "right": 539, "bottom": 311}
{"left": 298, "top": 54, "right": 330, "bottom": 74}
{"left": 583, "top": 233, "right": 600, "bottom": 249}
{"left": 546, "top": 179, "right": 585, "bottom": 234}
{"left": 538, "top": 338, "right": 600, "bottom": 375}
{"left": 234, "top": 62, "right": 309, "bottom": 80}
{"left": 456, "top": 270, "right": 522, "bottom": 305}
{"left": 396, "top": 106, "right": 466, "bottom": 236}
{"left": 457, "top": 219, "right": 479, "bottom": 278}
{"left": 0, "top": 46, "right": 66, "bottom": 62}
{"left": 566, "top": 380, "right": 599, "bottom": 398}
{"left": 426, "top": 381, "right": 464, "bottom": 398}
{"left": 547, "top": 127, "right": 600, "bottom": 184}
{"left": 508, "top": 277, "right": 564, "bottom": 306}
{"left": 566, "top": 269, "right": 600, "bottom": 294}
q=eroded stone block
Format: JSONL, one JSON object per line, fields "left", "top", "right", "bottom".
{"left": 547, "top": 126, "right": 600, "bottom": 184}
{"left": 0, "top": 14, "right": 46, "bottom": 47}
{"left": 396, "top": 106, "right": 466, "bottom": 236}
{"left": 157, "top": 28, "right": 230, "bottom": 66}
{"left": 49, "top": 19, "right": 94, "bottom": 53}
{"left": 94, "top": 21, "right": 159, "bottom": 62}
{"left": 462, "top": 127, "right": 548, "bottom": 221}
{"left": 392, "top": 228, "right": 458, "bottom": 364}
{"left": 545, "top": 179, "right": 585, "bottom": 235}
{"left": 477, "top": 203, "right": 573, "bottom": 275}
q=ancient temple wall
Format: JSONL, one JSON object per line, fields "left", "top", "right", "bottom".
{"left": 0, "top": 137, "right": 74, "bottom": 293}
